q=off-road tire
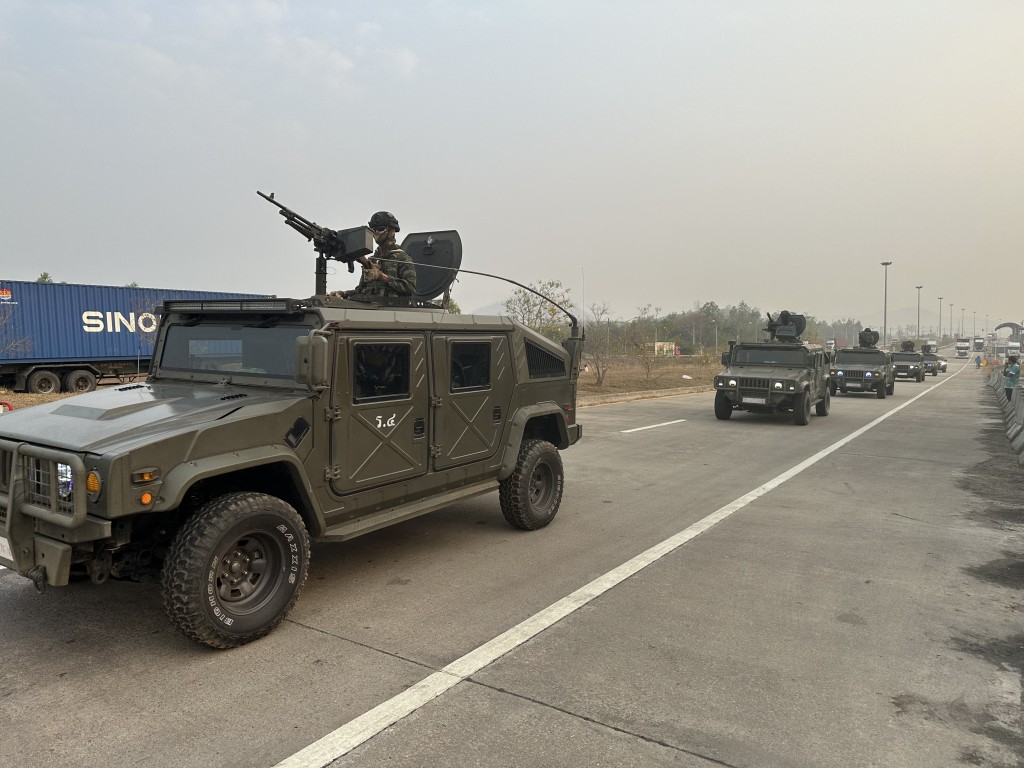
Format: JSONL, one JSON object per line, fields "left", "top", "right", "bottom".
{"left": 829, "top": 381, "right": 837, "bottom": 397}
{"left": 815, "top": 388, "right": 830, "bottom": 416}
{"left": 714, "top": 391, "right": 733, "bottom": 420}
{"left": 64, "top": 369, "right": 98, "bottom": 393}
{"left": 886, "top": 381, "right": 895, "bottom": 395}
{"left": 876, "top": 381, "right": 886, "bottom": 399}
{"left": 161, "top": 492, "right": 310, "bottom": 649}
{"left": 793, "top": 390, "right": 811, "bottom": 425}
{"left": 26, "top": 370, "right": 61, "bottom": 394}
{"left": 499, "top": 439, "right": 564, "bottom": 530}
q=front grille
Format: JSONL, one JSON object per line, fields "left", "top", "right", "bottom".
{"left": 0, "top": 439, "right": 87, "bottom": 528}
{"left": 842, "top": 371, "right": 866, "bottom": 381}
{"left": 738, "top": 377, "right": 770, "bottom": 389}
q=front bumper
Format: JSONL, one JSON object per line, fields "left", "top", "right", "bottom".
{"left": 0, "top": 439, "right": 107, "bottom": 586}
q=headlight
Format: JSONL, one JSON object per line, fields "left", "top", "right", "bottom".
{"left": 865, "top": 372, "right": 873, "bottom": 378}
{"left": 836, "top": 370, "right": 845, "bottom": 377}
{"left": 728, "top": 379, "right": 737, "bottom": 387}
{"left": 56, "top": 463, "right": 73, "bottom": 500}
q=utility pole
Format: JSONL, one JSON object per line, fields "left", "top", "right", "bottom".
{"left": 937, "top": 296, "right": 943, "bottom": 342}
{"left": 881, "top": 262, "right": 893, "bottom": 347}
{"left": 915, "top": 285, "right": 923, "bottom": 340}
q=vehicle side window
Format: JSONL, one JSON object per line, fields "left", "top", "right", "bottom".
{"left": 451, "top": 341, "right": 491, "bottom": 391}
{"left": 353, "top": 343, "right": 410, "bottom": 402}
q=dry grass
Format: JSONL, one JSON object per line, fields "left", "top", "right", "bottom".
{"left": 578, "top": 357, "right": 717, "bottom": 395}
{"left": 0, "top": 358, "right": 717, "bottom": 413}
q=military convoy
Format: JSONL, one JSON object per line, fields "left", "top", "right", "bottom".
{"left": 0, "top": 221, "right": 584, "bottom": 648}
{"left": 713, "top": 311, "right": 831, "bottom": 425}
{"left": 828, "top": 329, "right": 895, "bottom": 399}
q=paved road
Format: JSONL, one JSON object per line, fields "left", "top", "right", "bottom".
{"left": 2, "top": 361, "right": 1022, "bottom": 767}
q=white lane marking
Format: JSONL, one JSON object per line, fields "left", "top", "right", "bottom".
{"left": 277, "top": 373, "right": 959, "bottom": 767}
{"left": 620, "top": 419, "right": 687, "bottom": 433}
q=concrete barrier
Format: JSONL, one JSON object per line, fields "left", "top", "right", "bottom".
{"left": 989, "top": 368, "right": 1024, "bottom": 463}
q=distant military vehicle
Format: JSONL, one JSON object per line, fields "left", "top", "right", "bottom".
{"left": 892, "top": 341, "right": 925, "bottom": 382}
{"left": 829, "top": 328, "right": 895, "bottom": 399}
{"left": 921, "top": 352, "right": 942, "bottom": 376}
{"left": 0, "top": 207, "right": 584, "bottom": 648}
{"left": 714, "top": 311, "right": 831, "bottom": 425}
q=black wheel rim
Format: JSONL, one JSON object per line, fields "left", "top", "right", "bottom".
{"left": 529, "top": 461, "right": 554, "bottom": 509}
{"left": 214, "top": 530, "right": 285, "bottom": 613}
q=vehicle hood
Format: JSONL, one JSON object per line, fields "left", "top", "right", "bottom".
{"left": 0, "top": 381, "right": 306, "bottom": 453}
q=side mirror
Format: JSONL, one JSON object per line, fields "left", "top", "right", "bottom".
{"left": 295, "top": 333, "right": 329, "bottom": 389}
{"left": 721, "top": 352, "right": 730, "bottom": 366}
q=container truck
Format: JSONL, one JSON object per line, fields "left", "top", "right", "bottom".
{"left": 0, "top": 280, "right": 267, "bottom": 393}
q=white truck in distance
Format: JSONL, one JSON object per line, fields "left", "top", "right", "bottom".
{"left": 955, "top": 338, "right": 970, "bottom": 358}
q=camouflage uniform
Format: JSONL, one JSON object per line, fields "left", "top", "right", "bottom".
{"left": 350, "top": 242, "right": 417, "bottom": 297}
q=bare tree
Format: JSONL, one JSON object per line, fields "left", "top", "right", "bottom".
{"left": 503, "top": 280, "right": 574, "bottom": 341}
{"left": 585, "top": 302, "right": 616, "bottom": 386}
{"left": 0, "top": 303, "right": 30, "bottom": 356}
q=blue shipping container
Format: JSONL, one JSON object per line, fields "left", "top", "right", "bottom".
{"left": 0, "top": 280, "right": 268, "bottom": 364}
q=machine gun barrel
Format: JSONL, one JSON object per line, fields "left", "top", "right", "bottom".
{"left": 257, "top": 191, "right": 375, "bottom": 293}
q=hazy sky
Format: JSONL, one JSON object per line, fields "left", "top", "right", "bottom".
{"left": 2, "top": 1, "right": 1021, "bottom": 335}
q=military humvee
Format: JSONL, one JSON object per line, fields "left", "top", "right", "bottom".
{"left": 0, "top": 226, "right": 584, "bottom": 648}
{"left": 892, "top": 341, "right": 925, "bottom": 382}
{"left": 713, "top": 311, "right": 831, "bottom": 425}
{"left": 828, "top": 329, "right": 895, "bottom": 399}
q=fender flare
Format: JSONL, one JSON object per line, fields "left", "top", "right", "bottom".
{"left": 497, "top": 403, "right": 569, "bottom": 481}
{"left": 157, "top": 444, "right": 323, "bottom": 535}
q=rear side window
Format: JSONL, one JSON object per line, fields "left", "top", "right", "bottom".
{"left": 451, "top": 342, "right": 491, "bottom": 391}
{"left": 525, "top": 340, "right": 566, "bottom": 379}
{"left": 354, "top": 343, "right": 410, "bottom": 402}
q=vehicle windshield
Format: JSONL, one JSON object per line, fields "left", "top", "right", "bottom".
{"left": 734, "top": 347, "right": 808, "bottom": 365}
{"left": 892, "top": 353, "right": 922, "bottom": 362}
{"left": 836, "top": 350, "right": 885, "bottom": 364}
{"left": 160, "top": 322, "right": 314, "bottom": 379}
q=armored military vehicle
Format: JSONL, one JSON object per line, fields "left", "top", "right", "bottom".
{"left": 713, "top": 311, "right": 831, "bottom": 425}
{"left": 0, "top": 217, "right": 584, "bottom": 649}
{"left": 828, "top": 329, "right": 895, "bottom": 399}
{"left": 921, "top": 352, "right": 942, "bottom": 376}
{"left": 892, "top": 340, "right": 925, "bottom": 382}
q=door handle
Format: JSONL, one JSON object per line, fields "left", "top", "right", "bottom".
{"left": 414, "top": 417, "right": 425, "bottom": 437}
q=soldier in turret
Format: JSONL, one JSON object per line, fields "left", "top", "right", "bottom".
{"left": 335, "top": 211, "right": 417, "bottom": 298}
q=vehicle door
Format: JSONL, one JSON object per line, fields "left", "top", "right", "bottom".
{"left": 328, "top": 334, "right": 429, "bottom": 495}
{"left": 430, "top": 333, "right": 514, "bottom": 470}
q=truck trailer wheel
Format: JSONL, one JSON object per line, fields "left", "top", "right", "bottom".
{"left": 26, "top": 370, "right": 61, "bottom": 394}
{"left": 64, "top": 369, "right": 98, "bottom": 393}
{"left": 161, "top": 492, "right": 310, "bottom": 649}
{"left": 499, "top": 439, "right": 564, "bottom": 530}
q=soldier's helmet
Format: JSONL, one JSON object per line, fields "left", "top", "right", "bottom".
{"left": 368, "top": 211, "right": 400, "bottom": 232}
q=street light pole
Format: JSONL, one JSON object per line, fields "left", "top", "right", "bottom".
{"left": 949, "top": 303, "right": 953, "bottom": 339}
{"left": 961, "top": 308, "right": 965, "bottom": 337}
{"left": 973, "top": 311, "right": 976, "bottom": 340}
{"left": 937, "top": 296, "right": 943, "bottom": 343}
{"left": 881, "top": 261, "right": 892, "bottom": 347}
{"left": 915, "top": 285, "right": 923, "bottom": 340}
